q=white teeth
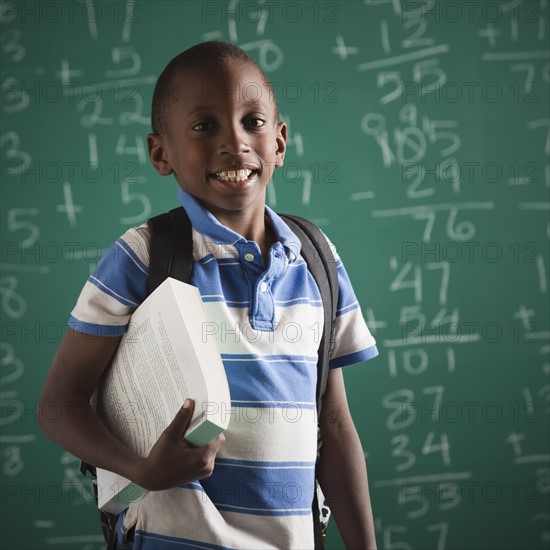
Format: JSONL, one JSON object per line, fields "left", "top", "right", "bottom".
{"left": 215, "top": 169, "right": 253, "bottom": 182}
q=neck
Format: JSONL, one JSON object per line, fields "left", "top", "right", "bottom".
{"left": 212, "top": 204, "right": 277, "bottom": 266}
{"left": 214, "top": 208, "right": 266, "bottom": 243}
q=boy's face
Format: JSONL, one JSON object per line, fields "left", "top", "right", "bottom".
{"left": 148, "top": 60, "right": 287, "bottom": 218}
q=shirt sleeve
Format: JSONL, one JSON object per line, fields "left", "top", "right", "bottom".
{"left": 322, "top": 232, "right": 379, "bottom": 369}
{"left": 68, "top": 225, "right": 151, "bottom": 336}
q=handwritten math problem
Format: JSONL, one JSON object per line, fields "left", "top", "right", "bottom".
{"left": 1, "top": 1, "right": 548, "bottom": 549}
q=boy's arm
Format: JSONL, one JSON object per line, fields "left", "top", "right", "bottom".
{"left": 317, "top": 368, "right": 377, "bottom": 550}
{"left": 37, "top": 328, "right": 224, "bottom": 491}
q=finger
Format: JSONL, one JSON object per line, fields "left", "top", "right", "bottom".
{"left": 163, "top": 398, "right": 195, "bottom": 440}
{"left": 209, "top": 433, "right": 226, "bottom": 452}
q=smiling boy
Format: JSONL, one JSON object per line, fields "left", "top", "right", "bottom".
{"left": 38, "top": 42, "right": 378, "bottom": 549}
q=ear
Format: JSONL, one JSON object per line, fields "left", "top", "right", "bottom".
{"left": 147, "top": 133, "right": 173, "bottom": 175}
{"left": 274, "top": 121, "right": 287, "bottom": 168}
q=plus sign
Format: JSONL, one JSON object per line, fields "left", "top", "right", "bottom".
{"left": 56, "top": 59, "right": 83, "bottom": 85}
{"left": 478, "top": 23, "right": 500, "bottom": 47}
{"left": 365, "top": 307, "right": 387, "bottom": 334}
{"left": 514, "top": 305, "right": 536, "bottom": 329}
{"left": 505, "top": 431, "right": 525, "bottom": 456}
{"left": 331, "top": 34, "right": 359, "bottom": 61}
{"left": 56, "top": 182, "right": 82, "bottom": 228}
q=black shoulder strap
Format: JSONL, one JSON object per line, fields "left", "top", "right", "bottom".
{"left": 279, "top": 214, "right": 338, "bottom": 419}
{"left": 147, "top": 206, "right": 194, "bottom": 294}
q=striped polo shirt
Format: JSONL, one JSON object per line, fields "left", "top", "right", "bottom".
{"left": 69, "top": 189, "right": 378, "bottom": 549}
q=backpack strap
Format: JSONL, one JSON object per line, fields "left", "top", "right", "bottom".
{"left": 280, "top": 214, "right": 338, "bottom": 550}
{"left": 279, "top": 214, "right": 338, "bottom": 420}
{"left": 147, "top": 206, "right": 194, "bottom": 294}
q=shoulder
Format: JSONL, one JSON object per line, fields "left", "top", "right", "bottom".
{"left": 112, "top": 223, "right": 151, "bottom": 268}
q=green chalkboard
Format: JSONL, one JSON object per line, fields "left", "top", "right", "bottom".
{"left": 1, "top": 1, "right": 549, "bottom": 549}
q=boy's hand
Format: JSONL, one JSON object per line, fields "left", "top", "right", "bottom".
{"left": 136, "top": 398, "right": 225, "bottom": 491}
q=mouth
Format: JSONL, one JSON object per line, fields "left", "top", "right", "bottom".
{"left": 208, "top": 167, "right": 261, "bottom": 189}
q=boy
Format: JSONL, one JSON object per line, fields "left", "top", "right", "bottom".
{"left": 38, "top": 42, "right": 378, "bottom": 549}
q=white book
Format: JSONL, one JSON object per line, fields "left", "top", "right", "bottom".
{"left": 92, "top": 277, "right": 231, "bottom": 514}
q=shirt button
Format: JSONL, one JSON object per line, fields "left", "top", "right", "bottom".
{"left": 244, "top": 252, "right": 255, "bottom": 262}
{"left": 260, "top": 282, "right": 268, "bottom": 292}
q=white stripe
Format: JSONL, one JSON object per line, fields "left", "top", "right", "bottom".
{"left": 274, "top": 297, "right": 323, "bottom": 305}
{"left": 220, "top": 407, "right": 317, "bottom": 463}
{"left": 120, "top": 225, "right": 151, "bottom": 266}
{"left": 89, "top": 276, "right": 139, "bottom": 307}
{"left": 115, "top": 241, "right": 148, "bottom": 275}
{"left": 231, "top": 399, "right": 316, "bottom": 405}
{"left": 203, "top": 301, "right": 324, "bottom": 358}
{"left": 71, "top": 281, "right": 133, "bottom": 327}
{"left": 337, "top": 301, "right": 359, "bottom": 314}
{"left": 215, "top": 503, "right": 311, "bottom": 513}
{"left": 216, "top": 462, "right": 314, "bottom": 470}
{"left": 223, "top": 357, "right": 317, "bottom": 364}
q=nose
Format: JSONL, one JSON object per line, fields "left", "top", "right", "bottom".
{"left": 218, "top": 122, "right": 250, "bottom": 156}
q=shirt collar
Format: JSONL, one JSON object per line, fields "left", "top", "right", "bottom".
{"left": 177, "top": 188, "right": 301, "bottom": 260}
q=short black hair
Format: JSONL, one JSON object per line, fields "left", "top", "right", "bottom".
{"left": 151, "top": 41, "right": 279, "bottom": 135}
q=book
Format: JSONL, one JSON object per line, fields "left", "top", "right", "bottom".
{"left": 92, "top": 277, "right": 231, "bottom": 514}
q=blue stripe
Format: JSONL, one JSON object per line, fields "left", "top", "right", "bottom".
{"left": 88, "top": 276, "right": 139, "bottom": 308}
{"left": 217, "top": 257, "right": 240, "bottom": 265}
{"left": 192, "top": 259, "right": 246, "bottom": 306}
{"left": 334, "top": 259, "right": 364, "bottom": 317}
{"left": 215, "top": 458, "right": 315, "bottom": 468}
{"left": 330, "top": 345, "right": 379, "bottom": 369}
{"left": 231, "top": 400, "right": 316, "bottom": 409}
{"left": 68, "top": 315, "right": 127, "bottom": 336}
{"left": 89, "top": 241, "right": 148, "bottom": 307}
{"left": 221, "top": 353, "right": 317, "bottom": 362}
{"left": 191, "top": 258, "right": 324, "bottom": 310}
{"left": 115, "top": 238, "right": 148, "bottom": 275}
{"left": 222, "top": 356, "right": 317, "bottom": 403}
{"left": 199, "top": 461, "right": 315, "bottom": 513}
{"left": 136, "top": 530, "right": 235, "bottom": 550}
{"left": 336, "top": 301, "right": 360, "bottom": 316}
{"left": 271, "top": 264, "right": 322, "bottom": 306}
{"left": 274, "top": 297, "right": 322, "bottom": 307}
{"left": 214, "top": 505, "right": 311, "bottom": 516}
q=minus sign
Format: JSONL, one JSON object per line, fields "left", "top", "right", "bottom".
{"left": 34, "top": 520, "right": 55, "bottom": 528}
{"left": 351, "top": 191, "right": 376, "bottom": 201}
{"left": 0, "top": 435, "right": 36, "bottom": 443}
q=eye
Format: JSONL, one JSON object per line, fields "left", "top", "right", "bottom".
{"left": 192, "top": 121, "right": 215, "bottom": 132}
{"left": 244, "top": 117, "right": 266, "bottom": 129}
